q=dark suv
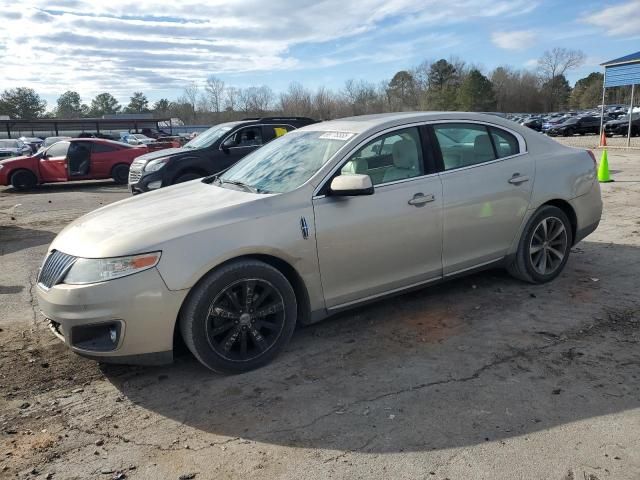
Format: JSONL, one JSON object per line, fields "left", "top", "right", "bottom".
{"left": 128, "top": 117, "right": 316, "bottom": 194}
{"left": 605, "top": 114, "right": 640, "bottom": 137}
{"left": 547, "top": 116, "right": 601, "bottom": 136}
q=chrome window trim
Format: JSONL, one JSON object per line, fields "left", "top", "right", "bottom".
{"left": 312, "top": 119, "right": 529, "bottom": 198}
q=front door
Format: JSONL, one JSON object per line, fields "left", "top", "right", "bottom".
{"left": 219, "top": 126, "right": 264, "bottom": 170}
{"left": 38, "top": 141, "right": 70, "bottom": 182}
{"left": 313, "top": 126, "right": 443, "bottom": 309}
{"left": 432, "top": 122, "right": 534, "bottom": 274}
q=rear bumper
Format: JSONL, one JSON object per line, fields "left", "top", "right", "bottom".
{"left": 37, "top": 267, "right": 189, "bottom": 365}
{"left": 569, "top": 180, "right": 603, "bottom": 244}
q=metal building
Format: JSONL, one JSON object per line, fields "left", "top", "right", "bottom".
{"left": 600, "top": 51, "right": 640, "bottom": 147}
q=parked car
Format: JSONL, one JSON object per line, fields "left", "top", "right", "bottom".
{"left": 43, "top": 136, "right": 72, "bottom": 148}
{"left": 541, "top": 117, "right": 568, "bottom": 133}
{"left": 36, "top": 112, "right": 602, "bottom": 373}
{"left": 121, "top": 133, "right": 156, "bottom": 145}
{"left": 546, "top": 116, "right": 601, "bottom": 136}
{"left": 128, "top": 116, "right": 316, "bottom": 194}
{"left": 18, "top": 136, "right": 44, "bottom": 153}
{"left": 521, "top": 118, "right": 542, "bottom": 132}
{"left": 0, "top": 139, "right": 32, "bottom": 159}
{"left": 604, "top": 113, "right": 640, "bottom": 137}
{"left": 0, "top": 138, "right": 146, "bottom": 189}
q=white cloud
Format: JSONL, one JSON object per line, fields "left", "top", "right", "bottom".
{"left": 491, "top": 30, "right": 537, "bottom": 50}
{"left": 582, "top": 0, "right": 640, "bottom": 37}
{"left": 0, "top": 0, "right": 540, "bottom": 101}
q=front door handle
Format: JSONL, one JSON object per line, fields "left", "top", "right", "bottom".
{"left": 408, "top": 193, "right": 435, "bottom": 206}
{"left": 508, "top": 174, "right": 529, "bottom": 185}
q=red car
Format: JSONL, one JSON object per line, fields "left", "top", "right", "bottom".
{"left": 0, "top": 138, "right": 148, "bottom": 190}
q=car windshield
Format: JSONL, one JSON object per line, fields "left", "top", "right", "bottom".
{"left": 184, "top": 123, "right": 235, "bottom": 149}
{"left": 218, "top": 130, "right": 352, "bottom": 194}
{"left": 0, "top": 140, "right": 19, "bottom": 148}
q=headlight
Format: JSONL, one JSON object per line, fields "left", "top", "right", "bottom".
{"left": 63, "top": 252, "right": 161, "bottom": 285}
{"left": 145, "top": 158, "right": 169, "bottom": 172}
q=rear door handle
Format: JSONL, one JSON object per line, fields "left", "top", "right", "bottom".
{"left": 508, "top": 174, "right": 529, "bottom": 185}
{"left": 408, "top": 193, "right": 435, "bottom": 206}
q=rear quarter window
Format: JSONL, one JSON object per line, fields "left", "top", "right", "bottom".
{"left": 489, "top": 127, "right": 519, "bottom": 158}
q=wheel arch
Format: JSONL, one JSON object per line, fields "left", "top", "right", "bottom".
{"left": 9, "top": 168, "right": 39, "bottom": 187}
{"left": 541, "top": 199, "right": 577, "bottom": 244}
{"left": 172, "top": 167, "right": 209, "bottom": 183}
{"left": 173, "top": 253, "right": 313, "bottom": 351}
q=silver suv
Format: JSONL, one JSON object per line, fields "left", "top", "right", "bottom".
{"left": 36, "top": 112, "right": 602, "bottom": 373}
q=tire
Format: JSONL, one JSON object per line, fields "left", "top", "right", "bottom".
{"left": 562, "top": 129, "right": 574, "bottom": 137}
{"left": 10, "top": 170, "right": 37, "bottom": 190}
{"left": 174, "top": 172, "right": 202, "bottom": 184}
{"left": 111, "top": 164, "right": 130, "bottom": 184}
{"left": 179, "top": 259, "right": 298, "bottom": 374}
{"left": 507, "top": 205, "right": 573, "bottom": 284}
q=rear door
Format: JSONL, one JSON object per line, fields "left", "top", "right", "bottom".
{"left": 262, "top": 124, "right": 295, "bottom": 143}
{"left": 432, "top": 122, "right": 534, "bottom": 275}
{"left": 90, "top": 142, "right": 124, "bottom": 177}
{"left": 38, "top": 141, "right": 70, "bottom": 182}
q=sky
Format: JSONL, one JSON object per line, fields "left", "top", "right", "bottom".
{"left": 0, "top": 0, "right": 638, "bottom": 107}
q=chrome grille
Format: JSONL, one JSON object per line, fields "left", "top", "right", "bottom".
{"left": 37, "top": 250, "right": 76, "bottom": 289}
{"left": 128, "top": 169, "right": 142, "bottom": 183}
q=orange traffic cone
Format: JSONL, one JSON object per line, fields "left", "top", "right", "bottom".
{"left": 600, "top": 131, "right": 607, "bottom": 147}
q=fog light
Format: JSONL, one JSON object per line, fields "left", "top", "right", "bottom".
{"left": 147, "top": 181, "right": 162, "bottom": 189}
{"left": 70, "top": 322, "right": 122, "bottom": 352}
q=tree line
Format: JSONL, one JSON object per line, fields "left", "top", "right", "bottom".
{"left": 0, "top": 48, "right": 635, "bottom": 123}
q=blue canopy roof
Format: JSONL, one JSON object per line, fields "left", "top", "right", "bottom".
{"left": 602, "top": 51, "right": 640, "bottom": 67}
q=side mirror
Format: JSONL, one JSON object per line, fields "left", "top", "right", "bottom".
{"left": 329, "top": 174, "right": 374, "bottom": 196}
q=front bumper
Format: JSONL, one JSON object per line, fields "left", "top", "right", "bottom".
{"left": 604, "top": 124, "right": 627, "bottom": 136}
{"left": 128, "top": 169, "right": 165, "bottom": 194}
{"left": 37, "top": 267, "right": 189, "bottom": 365}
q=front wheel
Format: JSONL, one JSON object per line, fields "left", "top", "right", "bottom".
{"left": 507, "top": 205, "right": 573, "bottom": 284}
{"left": 10, "top": 170, "right": 37, "bottom": 190}
{"left": 179, "top": 260, "right": 298, "bottom": 374}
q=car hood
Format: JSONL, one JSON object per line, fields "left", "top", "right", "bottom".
{"left": 133, "top": 147, "right": 188, "bottom": 163}
{"left": 49, "top": 180, "right": 276, "bottom": 258}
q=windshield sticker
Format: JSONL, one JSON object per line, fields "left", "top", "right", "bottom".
{"left": 319, "top": 131, "right": 355, "bottom": 141}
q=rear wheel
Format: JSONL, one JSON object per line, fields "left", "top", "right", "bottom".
{"left": 10, "top": 170, "right": 37, "bottom": 190}
{"left": 111, "top": 164, "right": 130, "bottom": 184}
{"left": 179, "top": 259, "right": 298, "bottom": 373}
{"left": 507, "top": 205, "right": 573, "bottom": 284}
{"left": 174, "top": 172, "right": 202, "bottom": 184}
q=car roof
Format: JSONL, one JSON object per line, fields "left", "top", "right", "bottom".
{"left": 298, "top": 111, "right": 528, "bottom": 136}
{"left": 68, "top": 138, "right": 133, "bottom": 148}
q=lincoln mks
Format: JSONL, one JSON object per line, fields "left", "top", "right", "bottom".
{"left": 36, "top": 112, "right": 602, "bottom": 373}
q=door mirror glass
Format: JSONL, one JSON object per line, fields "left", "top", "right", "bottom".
{"left": 329, "top": 174, "right": 374, "bottom": 196}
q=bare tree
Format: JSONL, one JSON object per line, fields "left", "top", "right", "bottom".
{"left": 182, "top": 82, "right": 199, "bottom": 118}
{"left": 538, "top": 48, "right": 585, "bottom": 111}
{"left": 280, "top": 82, "right": 313, "bottom": 116}
{"left": 313, "top": 86, "right": 334, "bottom": 119}
{"left": 204, "top": 76, "right": 225, "bottom": 114}
{"left": 224, "top": 86, "right": 240, "bottom": 112}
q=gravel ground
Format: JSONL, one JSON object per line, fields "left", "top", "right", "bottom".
{"left": 1, "top": 145, "right": 639, "bottom": 480}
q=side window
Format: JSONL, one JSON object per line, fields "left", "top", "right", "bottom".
{"left": 45, "top": 141, "right": 70, "bottom": 158}
{"left": 92, "top": 143, "right": 119, "bottom": 153}
{"left": 229, "top": 127, "right": 263, "bottom": 147}
{"left": 340, "top": 127, "right": 424, "bottom": 186}
{"left": 433, "top": 123, "right": 496, "bottom": 170}
{"left": 489, "top": 127, "right": 519, "bottom": 158}
{"left": 273, "top": 125, "right": 293, "bottom": 138}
